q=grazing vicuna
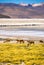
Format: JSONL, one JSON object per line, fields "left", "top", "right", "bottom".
{"left": 39, "top": 40, "right": 44, "bottom": 43}
{"left": 4, "top": 38, "right": 11, "bottom": 43}
{"left": 16, "top": 39, "right": 24, "bottom": 43}
{"left": 27, "top": 40, "right": 34, "bottom": 47}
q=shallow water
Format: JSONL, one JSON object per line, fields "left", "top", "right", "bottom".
{"left": 0, "top": 28, "right": 44, "bottom": 37}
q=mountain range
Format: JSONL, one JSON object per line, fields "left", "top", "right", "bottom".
{"left": 0, "top": 3, "right": 44, "bottom": 18}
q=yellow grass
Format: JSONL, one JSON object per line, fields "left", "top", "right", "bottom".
{"left": 0, "top": 43, "right": 44, "bottom": 65}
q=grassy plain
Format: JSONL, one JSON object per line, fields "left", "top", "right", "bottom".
{"left": 0, "top": 43, "right": 44, "bottom": 65}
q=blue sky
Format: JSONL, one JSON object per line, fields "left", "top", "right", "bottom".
{"left": 0, "top": 0, "right": 44, "bottom": 4}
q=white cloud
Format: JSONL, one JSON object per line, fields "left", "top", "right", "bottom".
{"left": 32, "top": 3, "right": 44, "bottom": 7}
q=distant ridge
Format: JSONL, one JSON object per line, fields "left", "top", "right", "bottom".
{"left": 0, "top": 3, "right": 44, "bottom": 18}
{"left": 0, "top": 14, "right": 10, "bottom": 18}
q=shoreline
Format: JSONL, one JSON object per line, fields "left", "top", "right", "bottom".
{"left": 0, "top": 35, "right": 44, "bottom": 40}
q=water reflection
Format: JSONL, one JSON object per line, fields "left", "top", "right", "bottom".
{"left": 0, "top": 28, "right": 44, "bottom": 37}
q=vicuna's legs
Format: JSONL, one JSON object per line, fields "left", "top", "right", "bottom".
{"left": 27, "top": 40, "right": 34, "bottom": 47}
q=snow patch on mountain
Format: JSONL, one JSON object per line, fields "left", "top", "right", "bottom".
{"left": 32, "top": 3, "right": 44, "bottom": 7}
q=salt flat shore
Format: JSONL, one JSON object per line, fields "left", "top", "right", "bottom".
{"left": 0, "top": 19, "right": 44, "bottom": 30}
{"left": 0, "top": 19, "right": 44, "bottom": 25}
{"left": 0, "top": 19, "right": 44, "bottom": 41}
{"left": 0, "top": 35, "right": 44, "bottom": 41}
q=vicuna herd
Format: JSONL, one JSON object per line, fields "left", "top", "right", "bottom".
{"left": 3, "top": 38, "right": 44, "bottom": 44}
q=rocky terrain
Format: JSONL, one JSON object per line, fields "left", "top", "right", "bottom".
{"left": 0, "top": 3, "right": 44, "bottom": 18}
